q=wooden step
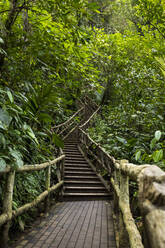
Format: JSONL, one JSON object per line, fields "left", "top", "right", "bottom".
{"left": 65, "top": 161, "right": 90, "bottom": 168}
{"left": 63, "top": 142, "right": 111, "bottom": 201}
{"left": 64, "top": 175, "right": 100, "bottom": 181}
{"left": 65, "top": 158, "right": 87, "bottom": 164}
{"left": 65, "top": 154, "right": 84, "bottom": 158}
{"left": 65, "top": 171, "right": 95, "bottom": 175}
{"left": 64, "top": 142, "right": 78, "bottom": 144}
{"left": 64, "top": 163, "right": 89, "bottom": 168}
{"left": 64, "top": 144, "right": 78, "bottom": 149}
{"left": 65, "top": 157, "right": 86, "bottom": 161}
{"left": 63, "top": 192, "right": 110, "bottom": 196}
{"left": 64, "top": 167, "right": 93, "bottom": 171}
{"left": 64, "top": 186, "right": 107, "bottom": 193}
{"left": 65, "top": 156, "right": 85, "bottom": 160}
{"left": 64, "top": 147, "right": 78, "bottom": 150}
{"left": 63, "top": 192, "right": 111, "bottom": 201}
{"left": 64, "top": 146, "right": 78, "bottom": 148}
{"left": 64, "top": 180, "right": 103, "bottom": 186}
{"left": 65, "top": 152, "right": 81, "bottom": 155}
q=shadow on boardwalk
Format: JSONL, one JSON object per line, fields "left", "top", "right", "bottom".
{"left": 12, "top": 201, "right": 116, "bottom": 248}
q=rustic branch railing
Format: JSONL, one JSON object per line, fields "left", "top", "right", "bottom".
{"left": 79, "top": 128, "right": 165, "bottom": 248}
{"left": 53, "top": 107, "right": 84, "bottom": 140}
{"left": 52, "top": 97, "right": 98, "bottom": 141}
{"left": 0, "top": 153, "right": 65, "bottom": 247}
{"left": 83, "top": 95, "right": 99, "bottom": 110}
{"left": 80, "top": 106, "right": 101, "bottom": 130}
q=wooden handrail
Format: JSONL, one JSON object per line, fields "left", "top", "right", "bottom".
{"left": 79, "top": 127, "right": 165, "bottom": 248}
{"left": 53, "top": 107, "right": 84, "bottom": 129}
{"left": 0, "top": 154, "right": 65, "bottom": 247}
{"left": 0, "top": 155, "right": 65, "bottom": 174}
{"left": 83, "top": 95, "right": 99, "bottom": 109}
{"left": 80, "top": 106, "right": 101, "bottom": 130}
{"left": 53, "top": 107, "right": 84, "bottom": 141}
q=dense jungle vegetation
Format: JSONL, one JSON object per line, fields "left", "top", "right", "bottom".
{"left": 0, "top": 0, "right": 164, "bottom": 233}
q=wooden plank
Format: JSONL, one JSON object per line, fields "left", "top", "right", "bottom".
{"left": 13, "top": 201, "right": 116, "bottom": 248}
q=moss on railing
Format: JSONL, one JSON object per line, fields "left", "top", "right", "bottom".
{"left": 79, "top": 128, "right": 165, "bottom": 248}
{"left": 0, "top": 155, "right": 65, "bottom": 248}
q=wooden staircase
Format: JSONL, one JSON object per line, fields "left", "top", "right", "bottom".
{"left": 63, "top": 141, "right": 111, "bottom": 201}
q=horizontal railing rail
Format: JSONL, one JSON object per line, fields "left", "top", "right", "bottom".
{"left": 80, "top": 106, "right": 101, "bottom": 130}
{"left": 53, "top": 107, "right": 84, "bottom": 129}
{"left": 53, "top": 96, "right": 98, "bottom": 140}
{"left": 83, "top": 95, "right": 99, "bottom": 110}
{"left": 0, "top": 153, "right": 65, "bottom": 247}
{"left": 53, "top": 107, "right": 84, "bottom": 140}
{"left": 78, "top": 127, "right": 165, "bottom": 248}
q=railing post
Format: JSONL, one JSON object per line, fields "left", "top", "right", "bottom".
{"left": 0, "top": 171, "right": 15, "bottom": 248}
{"left": 44, "top": 166, "right": 51, "bottom": 214}
{"left": 113, "top": 170, "right": 119, "bottom": 215}
{"left": 61, "top": 158, "right": 65, "bottom": 181}
{"left": 60, "top": 158, "right": 65, "bottom": 201}
{"left": 138, "top": 165, "right": 165, "bottom": 248}
{"left": 119, "top": 172, "right": 130, "bottom": 248}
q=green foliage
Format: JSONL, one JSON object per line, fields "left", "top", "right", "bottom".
{"left": 0, "top": 0, "right": 164, "bottom": 234}
{"left": 88, "top": 106, "right": 165, "bottom": 170}
{"left": 0, "top": 0, "right": 103, "bottom": 232}
{"left": 133, "top": 0, "right": 165, "bottom": 38}
{"left": 86, "top": 1, "right": 165, "bottom": 172}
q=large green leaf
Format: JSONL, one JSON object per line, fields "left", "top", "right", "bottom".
{"left": 39, "top": 113, "right": 53, "bottom": 123}
{"left": 0, "top": 109, "right": 12, "bottom": 128}
{"left": 116, "top": 136, "right": 127, "bottom": 144}
{"left": 0, "top": 37, "right": 4, "bottom": 44}
{"left": 52, "top": 133, "right": 64, "bottom": 148}
{"left": 152, "top": 149, "right": 163, "bottom": 163}
{"left": 0, "top": 158, "right": 6, "bottom": 171}
{"left": 9, "top": 149, "right": 24, "bottom": 168}
{"left": 0, "top": 133, "right": 6, "bottom": 148}
{"left": 23, "top": 123, "right": 39, "bottom": 144}
{"left": 7, "top": 90, "right": 14, "bottom": 103}
{"left": 155, "top": 130, "right": 161, "bottom": 141}
{"left": 135, "top": 150, "right": 141, "bottom": 161}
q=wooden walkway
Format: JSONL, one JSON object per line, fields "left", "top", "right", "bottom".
{"left": 13, "top": 201, "right": 116, "bottom": 248}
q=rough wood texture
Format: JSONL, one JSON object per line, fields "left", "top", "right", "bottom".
{"left": 0, "top": 154, "right": 65, "bottom": 247}
{"left": 0, "top": 171, "right": 15, "bottom": 248}
{"left": 78, "top": 145, "right": 111, "bottom": 193}
{"left": 114, "top": 160, "right": 150, "bottom": 181}
{"left": 44, "top": 166, "right": 51, "bottom": 213}
{"left": 0, "top": 214, "right": 8, "bottom": 226}
{"left": 53, "top": 107, "right": 84, "bottom": 139}
{"left": 145, "top": 209, "right": 165, "bottom": 248}
{"left": 12, "top": 181, "right": 64, "bottom": 218}
{"left": 53, "top": 107, "right": 84, "bottom": 129}
{"left": 79, "top": 128, "right": 114, "bottom": 173}
{"left": 138, "top": 165, "right": 165, "bottom": 248}
{"left": 79, "top": 121, "right": 165, "bottom": 248}
{"left": 13, "top": 201, "right": 116, "bottom": 248}
{"left": 79, "top": 128, "right": 143, "bottom": 247}
{"left": 0, "top": 180, "right": 63, "bottom": 228}
{"left": 111, "top": 178, "right": 143, "bottom": 248}
{"left": 0, "top": 155, "right": 65, "bottom": 174}
{"left": 80, "top": 106, "right": 101, "bottom": 130}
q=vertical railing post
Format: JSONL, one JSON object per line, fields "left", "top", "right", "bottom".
{"left": 113, "top": 170, "right": 119, "bottom": 215}
{"left": 112, "top": 169, "right": 120, "bottom": 248}
{"left": 60, "top": 157, "right": 65, "bottom": 201}
{"left": 61, "top": 158, "right": 65, "bottom": 181}
{"left": 44, "top": 166, "right": 51, "bottom": 214}
{"left": 119, "top": 172, "right": 130, "bottom": 248}
{"left": 0, "top": 171, "right": 15, "bottom": 248}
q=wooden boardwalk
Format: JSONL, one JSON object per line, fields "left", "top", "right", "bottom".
{"left": 13, "top": 201, "right": 116, "bottom": 248}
